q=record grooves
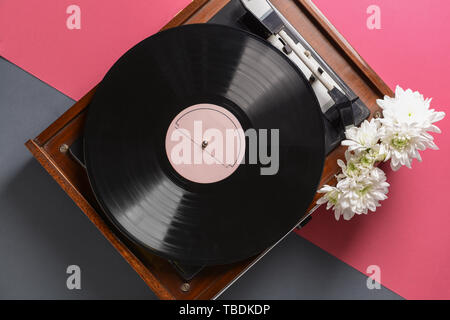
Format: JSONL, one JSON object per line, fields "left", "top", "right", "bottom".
{"left": 84, "top": 24, "right": 325, "bottom": 265}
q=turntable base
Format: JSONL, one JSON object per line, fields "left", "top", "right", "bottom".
{"left": 25, "top": 0, "right": 392, "bottom": 300}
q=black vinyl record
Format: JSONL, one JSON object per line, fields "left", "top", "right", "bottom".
{"left": 84, "top": 24, "right": 325, "bottom": 265}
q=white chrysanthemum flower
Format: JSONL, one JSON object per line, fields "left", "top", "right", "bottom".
{"left": 335, "top": 149, "right": 383, "bottom": 183}
{"left": 342, "top": 119, "right": 381, "bottom": 153}
{"left": 317, "top": 185, "right": 355, "bottom": 221}
{"left": 317, "top": 86, "right": 444, "bottom": 221}
{"left": 377, "top": 86, "right": 445, "bottom": 171}
{"left": 317, "top": 166, "right": 389, "bottom": 221}
{"left": 336, "top": 167, "right": 389, "bottom": 217}
{"left": 341, "top": 119, "right": 387, "bottom": 166}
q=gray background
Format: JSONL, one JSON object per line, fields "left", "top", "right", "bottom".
{"left": 0, "top": 56, "right": 402, "bottom": 299}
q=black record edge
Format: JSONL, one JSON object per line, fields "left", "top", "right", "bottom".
{"left": 83, "top": 23, "right": 325, "bottom": 266}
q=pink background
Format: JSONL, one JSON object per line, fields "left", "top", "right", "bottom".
{"left": 296, "top": 0, "right": 450, "bottom": 300}
{"left": 0, "top": 0, "right": 191, "bottom": 100}
{"left": 1, "top": 0, "right": 449, "bottom": 299}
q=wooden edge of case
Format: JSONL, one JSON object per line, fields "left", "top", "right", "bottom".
{"left": 25, "top": 0, "right": 393, "bottom": 300}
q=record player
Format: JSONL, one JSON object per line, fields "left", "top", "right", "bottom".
{"left": 25, "top": 0, "right": 393, "bottom": 299}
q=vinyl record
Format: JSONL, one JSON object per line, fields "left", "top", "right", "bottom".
{"left": 84, "top": 24, "right": 325, "bottom": 265}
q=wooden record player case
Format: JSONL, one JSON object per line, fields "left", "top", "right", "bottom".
{"left": 25, "top": 0, "right": 393, "bottom": 300}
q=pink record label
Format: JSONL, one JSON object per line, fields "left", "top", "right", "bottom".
{"left": 165, "top": 104, "right": 246, "bottom": 184}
